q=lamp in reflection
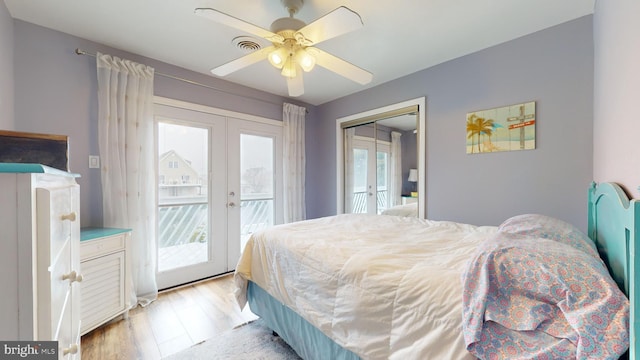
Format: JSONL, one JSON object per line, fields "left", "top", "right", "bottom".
{"left": 408, "top": 168, "right": 418, "bottom": 197}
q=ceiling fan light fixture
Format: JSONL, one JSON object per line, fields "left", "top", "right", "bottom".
{"left": 268, "top": 47, "right": 288, "bottom": 69}
{"left": 296, "top": 48, "right": 316, "bottom": 72}
{"left": 281, "top": 56, "right": 297, "bottom": 78}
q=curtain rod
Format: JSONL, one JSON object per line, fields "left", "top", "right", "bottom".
{"left": 75, "top": 48, "right": 293, "bottom": 110}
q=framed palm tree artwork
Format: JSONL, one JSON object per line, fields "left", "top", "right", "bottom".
{"left": 466, "top": 101, "right": 535, "bottom": 154}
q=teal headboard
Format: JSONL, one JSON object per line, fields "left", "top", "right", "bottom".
{"left": 588, "top": 182, "right": 639, "bottom": 359}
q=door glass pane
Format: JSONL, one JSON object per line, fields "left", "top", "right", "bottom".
{"left": 240, "top": 134, "right": 274, "bottom": 250}
{"left": 352, "top": 148, "right": 368, "bottom": 213}
{"left": 157, "top": 122, "right": 209, "bottom": 272}
{"left": 376, "top": 151, "right": 388, "bottom": 214}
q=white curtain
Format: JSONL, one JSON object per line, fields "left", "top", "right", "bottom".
{"left": 96, "top": 52, "right": 157, "bottom": 307}
{"left": 389, "top": 131, "right": 403, "bottom": 206}
{"left": 283, "top": 103, "right": 306, "bottom": 223}
{"left": 343, "top": 127, "right": 355, "bottom": 213}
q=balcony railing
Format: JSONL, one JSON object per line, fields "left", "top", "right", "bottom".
{"left": 352, "top": 190, "right": 388, "bottom": 214}
{"left": 241, "top": 197, "right": 273, "bottom": 234}
{"left": 157, "top": 197, "right": 273, "bottom": 271}
{"left": 158, "top": 201, "right": 208, "bottom": 248}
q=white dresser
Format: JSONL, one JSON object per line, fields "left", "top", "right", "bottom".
{"left": 0, "top": 164, "right": 82, "bottom": 359}
{"left": 79, "top": 228, "right": 131, "bottom": 335}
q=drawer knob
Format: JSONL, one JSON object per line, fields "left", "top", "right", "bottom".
{"left": 62, "top": 271, "right": 83, "bottom": 283}
{"left": 63, "top": 344, "right": 78, "bottom": 355}
{"left": 61, "top": 212, "right": 77, "bottom": 222}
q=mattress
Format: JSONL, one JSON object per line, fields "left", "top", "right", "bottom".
{"left": 235, "top": 213, "right": 498, "bottom": 359}
{"left": 248, "top": 281, "right": 359, "bottom": 359}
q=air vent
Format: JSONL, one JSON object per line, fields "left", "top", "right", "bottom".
{"left": 232, "top": 36, "right": 262, "bottom": 53}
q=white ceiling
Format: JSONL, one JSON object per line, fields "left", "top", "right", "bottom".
{"left": 5, "top": 0, "right": 595, "bottom": 106}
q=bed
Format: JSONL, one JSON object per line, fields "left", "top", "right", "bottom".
{"left": 234, "top": 182, "right": 637, "bottom": 359}
{"left": 380, "top": 203, "right": 418, "bottom": 217}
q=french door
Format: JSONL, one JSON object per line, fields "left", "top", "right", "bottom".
{"left": 154, "top": 101, "right": 283, "bottom": 289}
{"left": 351, "top": 137, "right": 390, "bottom": 214}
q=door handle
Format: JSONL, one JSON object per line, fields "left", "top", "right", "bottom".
{"left": 228, "top": 202, "right": 236, "bottom": 208}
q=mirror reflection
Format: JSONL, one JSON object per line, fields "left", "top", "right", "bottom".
{"left": 343, "top": 113, "right": 418, "bottom": 217}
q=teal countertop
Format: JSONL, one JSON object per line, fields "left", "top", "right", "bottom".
{"left": 81, "top": 227, "right": 132, "bottom": 242}
{"left": 0, "top": 163, "right": 80, "bottom": 177}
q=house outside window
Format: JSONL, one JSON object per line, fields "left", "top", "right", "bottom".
{"left": 158, "top": 149, "right": 202, "bottom": 197}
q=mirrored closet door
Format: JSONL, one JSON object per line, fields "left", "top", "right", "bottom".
{"left": 336, "top": 97, "right": 426, "bottom": 218}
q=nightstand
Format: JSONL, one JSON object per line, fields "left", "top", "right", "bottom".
{"left": 401, "top": 196, "right": 418, "bottom": 205}
{"left": 80, "top": 227, "right": 132, "bottom": 335}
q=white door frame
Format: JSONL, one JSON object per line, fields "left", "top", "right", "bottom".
{"left": 154, "top": 97, "right": 283, "bottom": 289}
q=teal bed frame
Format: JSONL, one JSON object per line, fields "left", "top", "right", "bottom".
{"left": 588, "top": 182, "right": 639, "bottom": 360}
{"left": 247, "top": 182, "right": 638, "bottom": 359}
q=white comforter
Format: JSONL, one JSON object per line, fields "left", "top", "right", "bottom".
{"left": 234, "top": 214, "right": 497, "bottom": 360}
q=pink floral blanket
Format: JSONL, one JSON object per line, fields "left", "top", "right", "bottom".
{"left": 462, "top": 228, "right": 629, "bottom": 359}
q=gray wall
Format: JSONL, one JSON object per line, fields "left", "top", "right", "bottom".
{"left": 593, "top": 0, "right": 640, "bottom": 198}
{"left": 310, "top": 16, "right": 594, "bottom": 231}
{"left": 8, "top": 14, "right": 599, "bottom": 232}
{"left": 12, "top": 20, "right": 315, "bottom": 227}
{"left": 0, "top": 1, "right": 13, "bottom": 130}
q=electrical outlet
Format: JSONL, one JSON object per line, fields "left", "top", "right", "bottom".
{"left": 89, "top": 155, "right": 100, "bottom": 169}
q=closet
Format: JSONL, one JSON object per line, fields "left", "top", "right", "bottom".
{"left": 336, "top": 97, "right": 426, "bottom": 218}
{"left": 0, "top": 164, "right": 82, "bottom": 359}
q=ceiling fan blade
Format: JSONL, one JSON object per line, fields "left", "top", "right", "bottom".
{"left": 297, "top": 6, "right": 363, "bottom": 46}
{"left": 287, "top": 72, "right": 304, "bottom": 97}
{"left": 195, "top": 8, "right": 284, "bottom": 44}
{"left": 309, "top": 47, "right": 372, "bottom": 85}
{"left": 211, "top": 45, "right": 275, "bottom": 76}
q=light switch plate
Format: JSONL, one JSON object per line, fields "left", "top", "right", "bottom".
{"left": 89, "top": 155, "right": 100, "bottom": 169}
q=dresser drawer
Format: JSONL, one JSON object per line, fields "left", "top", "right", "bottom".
{"left": 80, "top": 233, "right": 126, "bottom": 260}
{"left": 37, "top": 186, "right": 78, "bottom": 264}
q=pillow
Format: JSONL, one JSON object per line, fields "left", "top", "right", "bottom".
{"left": 498, "top": 214, "right": 599, "bottom": 258}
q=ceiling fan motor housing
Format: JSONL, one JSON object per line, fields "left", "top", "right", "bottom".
{"left": 270, "top": 17, "right": 306, "bottom": 34}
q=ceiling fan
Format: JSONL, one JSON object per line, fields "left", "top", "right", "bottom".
{"left": 195, "top": 0, "right": 373, "bottom": 97}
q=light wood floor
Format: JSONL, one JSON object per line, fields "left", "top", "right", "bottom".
{"left": 81, "top": 274, "right": 258, "bottom": 360}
